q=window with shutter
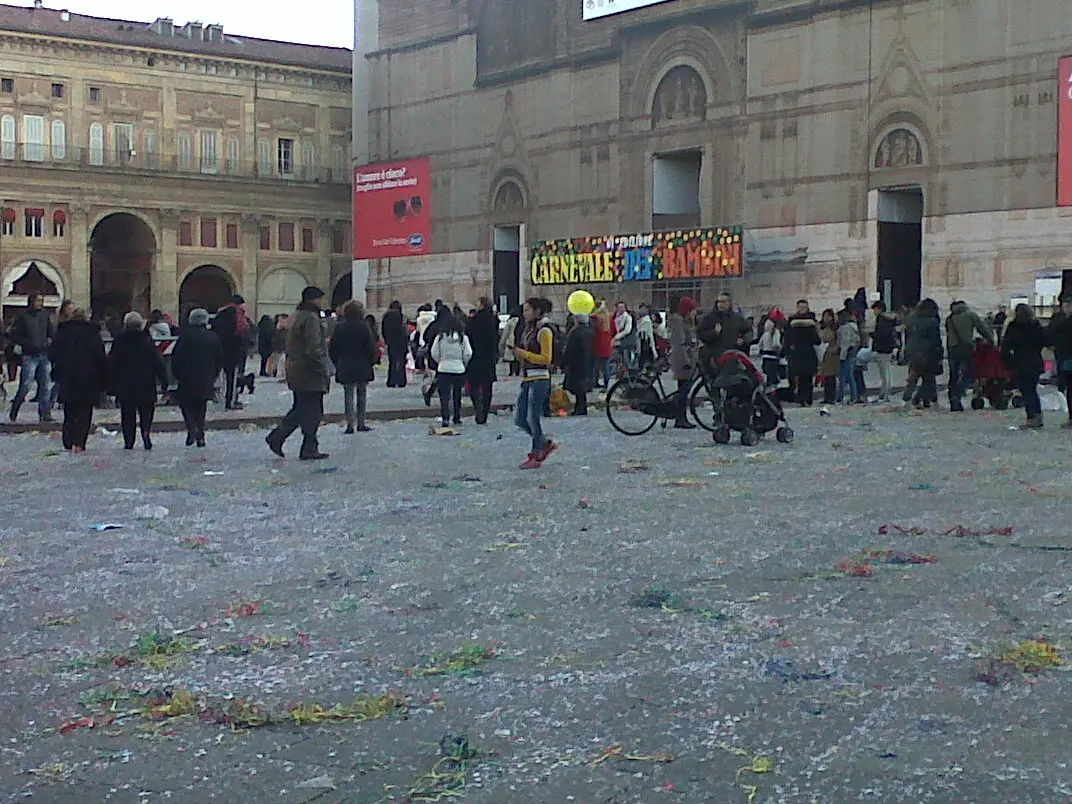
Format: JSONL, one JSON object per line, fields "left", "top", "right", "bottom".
{"left": 226, "top": 138, "right": 240, "bottom": 174}
{"left": 1, "top": 115, "right": 16, "bottom": 160}
{"left": 51, "top": 120, "right": 66, "bottom": 160}
{"left": 277, "top": 138, "right": 294, "bottom": 176}
{"left": 226, "top": 223, "right": 239, "bottom": 249}
{"left": 114, "top": 123, "right": 134, "bottom": 165}
{"left": 302, "top": 142, "right": 315, "bottom": 180}
{"left": 259, "top": 226, "right": 271, "bottom": 250}
{"left": 201, "top": 217, "right": 217, "bottom": 248}
{"left": 144, "top": 129, "right": 157, "bottom": 168}
{"left": 200, "top": 130, "right": 219, "bottom": 173}
{"left": 179, "top": 220, "right": 192, "bottom": 246}
{"left": 22, "top": 115, "right": 45, "bottom": 162}
{"left": 332, "top": 226, "right": 345, "bottom": 254}
{"left": 177, "top": 131, "right": 192, "bottom": 170}
{"left": 258, "top": 139, "right": 271, "bottom": 176}
{"left": 302, "top": 227, "right": 314, "bottom": 252}
{"left": 331, "top": 144, "right": 346, "bottom": 181}
{"left": 89, "top": 122, "right": 104, "bottom": 166}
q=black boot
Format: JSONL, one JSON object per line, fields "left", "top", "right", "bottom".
{"left": 9, "top": 401, "right": 20, "bottom": 422}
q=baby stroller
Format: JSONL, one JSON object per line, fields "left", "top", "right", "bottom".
{"left": 970, "top": 340, "right": 1014, "bottom": 410}
{"left": 706, "top": 349, "right": 793, "bottom": 446}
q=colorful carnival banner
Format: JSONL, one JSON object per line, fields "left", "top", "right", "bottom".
{"left": 1059, "top": 56, "right": 1072, "bottom": 207}
{"left": 353, "top": 158, "right": 431, "bottom": 259}
{"left": 530, "top": 227, "right": 743, "bottom": 286}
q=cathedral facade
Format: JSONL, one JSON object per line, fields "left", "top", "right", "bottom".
{"left": 353, "top": 0, "right": 1072, "bottom": 315}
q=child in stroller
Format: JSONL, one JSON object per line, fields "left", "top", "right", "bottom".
{"left": 707, "top": 349, "right": 793, "bottom": 446}
{"left": 970, "top": 340, "right": 1014, "bottom": 410}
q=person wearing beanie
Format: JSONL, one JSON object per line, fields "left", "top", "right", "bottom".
{"left": 266, "top": 286, "right": 331, "bottom": 460}
{"left": 108, "top": 311, "right": 168, "bottom": 450}
{"left": 668, "top": 296, "right": 699, "bottom": 428}
{"left": 171, "top": 308, "right": 224, "bottom": 447}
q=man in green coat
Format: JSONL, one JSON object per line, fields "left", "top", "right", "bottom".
{"left": 266, "top": 286, "right": 331, "bottom": 460}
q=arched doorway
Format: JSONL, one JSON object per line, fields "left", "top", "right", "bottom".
{"left": 179, "top": 265, "right": 235, "bottom": 322}
{"left": 258, "top": 267, "right": 308, "bottom": 319}
{"left": 331, "top": 273, "right": 352, "bottom": 309}
{"left": 2, "top": 259, "right": 64, "bottom": 323}
{"left": 90, "top": 212, "right": 156, "bottom": 320}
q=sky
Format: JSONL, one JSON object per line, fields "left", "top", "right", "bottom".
{"left": 13, "top": 0, "right": 354, "bottom": 48}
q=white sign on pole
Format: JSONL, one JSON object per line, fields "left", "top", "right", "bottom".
{"left": 582, "top": 0, "right": 674, "bottom": 21}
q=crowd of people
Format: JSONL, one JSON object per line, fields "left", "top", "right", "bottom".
{"left": 1, "top": 284, "right": 1067, "bottom": 463}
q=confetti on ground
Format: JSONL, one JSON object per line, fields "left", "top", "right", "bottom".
{"left": 588, "top": 743, "right": 676, "bottom": 765}
{"left": 411, "top": 643, "right": 498, "bottom": 677}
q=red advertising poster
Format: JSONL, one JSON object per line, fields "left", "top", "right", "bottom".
{"left": 353, "top": 158, "right": 432, "bottom": 259}
{"left": 1059, "top": 57, "right": 1072, "bottom": 207}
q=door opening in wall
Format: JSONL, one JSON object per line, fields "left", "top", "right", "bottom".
{"left": 877, "top": 187, "right": 923, "bottom": 312}
{"left": 493, "top": 224, "right": 521, "bottom": 315}
{"left": 652, "top": 150, "right": 701, "bottom": 231}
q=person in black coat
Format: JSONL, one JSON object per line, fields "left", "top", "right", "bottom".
{"left": 109, "top": 312, "right": 168, "bottom": 450}
{"left": 381, "top": 300, "right": 408, "bottom": 387}
{"left": 49, "top": 308, "right": 107, "bottom": 452}
{"left": 257, "top": 315, "right": 275, "bottom": 377}
{"left": 784, "top": 301, "right": 820, "bottom": 406}
{"left": 329, "top": 300, "right": 377, "bottom": 434}
{"left": 212, "top": 294, "right": 249, "bottom": 410}
{"left": 563, "top": 313, "right": 595, "bottom": 416}
{"left": 1003, "top": 303, "right": 1047, "bottom": 429}
{"left": 901, "top": 299, "right": 943, "bottom": 409}
{"left": 171, "top": 308, "right": 225, "bottom": 447}
{"left": 465, "top": 298, "right": 499, "bottom": 424}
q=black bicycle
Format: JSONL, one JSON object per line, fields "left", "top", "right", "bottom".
{"left": 605, "top": 362, "right": 708, "bottom": 436}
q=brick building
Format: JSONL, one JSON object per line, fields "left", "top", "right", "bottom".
{"left": 353, "top": 0, "right": 1072, "bottom": 316}
{"left": 0, "top": 1, "right": 354, "bottom": 324}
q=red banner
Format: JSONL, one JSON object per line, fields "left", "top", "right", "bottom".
{"left": 353, "top": 158, "right": 431, "bottom": 259}
{"left": 1059, "top": 57, "right": 1072, "bottom": 207}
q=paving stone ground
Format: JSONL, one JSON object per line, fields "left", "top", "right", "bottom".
{"left": 1, "top": 399, "right": 1071, "bottom": 803}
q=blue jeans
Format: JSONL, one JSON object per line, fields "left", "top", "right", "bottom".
{"left": 592, "top": 357, "right": 610, "bottom": 388}
{"left": 11, "top": 354, "right": 51, "bottom": 419}
{"left": 837, "top": 358, "right": 857, "bottom": 403}
{"left": 515, "top": 378, "right": 549, "bottom": 454}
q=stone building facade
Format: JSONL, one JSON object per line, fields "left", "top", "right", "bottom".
{"left": 0, "top": 1, "right": 353, "bottom": 324}
{"left": 354, "top": 0, "right": 1072, "bottom": 316}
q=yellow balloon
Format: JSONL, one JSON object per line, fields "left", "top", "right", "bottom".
{"left": 567, "top": 289, "right": 596, "bottom": 315}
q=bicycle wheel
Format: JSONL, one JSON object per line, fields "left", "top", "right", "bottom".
{"left": 689, "top": 379, "right": 724, "bottom": 434}
{"left": 605, "top": 377, "right": 660, "bottom": 436}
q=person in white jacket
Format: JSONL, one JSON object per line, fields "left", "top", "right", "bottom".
{"left": 430, "top": 309, "right": 472, "bottom": 427}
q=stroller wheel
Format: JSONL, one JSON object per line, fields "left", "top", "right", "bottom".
{"left": 740, "top": 428, "right": 759, "bottom": 447}
{"left": 776, "top": 426, "right": 794, "bottom": 444}
{"left": 970, "top": 397, "right": 985, "bottom": 411}
{"left": 712, "top": 426, "right": 731, "bottom": 445}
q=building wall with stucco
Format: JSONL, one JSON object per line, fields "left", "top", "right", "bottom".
{"left": 0, "top": 4, "right": 354, "bottom": 323}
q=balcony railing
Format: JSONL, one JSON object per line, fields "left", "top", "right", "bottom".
{"left": 0, "top": 143, "right": 351, "bottom": 185}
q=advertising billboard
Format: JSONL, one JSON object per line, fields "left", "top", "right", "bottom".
{"left": 582, "top": 0, "right": 674, "bottom": 21}
{"left": 1059, "top": 57, "right": 1072, "bottom": 207}
{"left": 530, "top": 227, "right": 743, "bottom": 286}
{"left": 353, "top": 158, "right": 431, "bottom": 259}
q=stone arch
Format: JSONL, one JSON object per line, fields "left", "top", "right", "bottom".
{"left": 651, "top": 65, "right": 708, "bottom": 127}
{"left": 868, "top": 106, "right": 936, "bottom": 173}
{"left": 873, "top": 127, "right": 925, "bottom": 170}
{"left": 331, "top": 272, "right": 352, "bottom": 309}
{"left": 2, "top": 259, "right": 65, "bottom": 320}
{"left": 258, "top": 266, "right": 309, "bottom": 318}
{"left": 489, "top": 168, "right": 530, "bottom": 216}
{"left": 631, "top": 26, "right": 737, "bottom": 122}
{"left": 89, "top": 211, "right": 158, "bottom": 318}
{"left": 178, "top": 264, "right": 236, "bottom": 320}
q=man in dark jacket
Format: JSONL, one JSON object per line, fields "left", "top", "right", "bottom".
{"left": 212, "top": 294, "right": 249, "bottom": 410}
{"left": 171, "top": 308, "right": 224, "bottom": 448}
{"left": 1046, "top": 294, "right": 1072, "bottom": 427}
{"left": 266, "top": 287, "right": 330, "bottom": 460}
{"left": 563, "top": 312, "right": 594, "bottom": 416}
{"left": 945, "top": 300, "right": 993, "bottom": 411}
{"left": 9, "top": 292, "right": 56, "bottom": 423}
{"left": 466, "top": 297, "right": 500, "bottom": 424}
{"left": 869, "top": 301, "right": 897, "bottom": 402}
{"left": 784, "top": 300, "right": 820, "bottom": 406}
{"left": 697, "top": 292, "right": 752, "bottom": 375}
{"left": 330, "top": 300, "right": 377, "bottom": 433}
{"left": 381, "top": 300, "right": 409, "bottom": 388}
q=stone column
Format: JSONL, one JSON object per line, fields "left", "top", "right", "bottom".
{"left": 69, "top": 206, "right": 91, "bottom": 311}
{"left": 156, "top": 208, "right": 180, "bottom": 317}
{"left": 240, "top": 214, "right": 260, "bottom": 309}
{"left": 318, "top": 219, "right": 335, "bottom": 299}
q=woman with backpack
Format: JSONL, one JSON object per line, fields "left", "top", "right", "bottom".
{"left": 430, "top": 309, "right": 472, "bottom": 428}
